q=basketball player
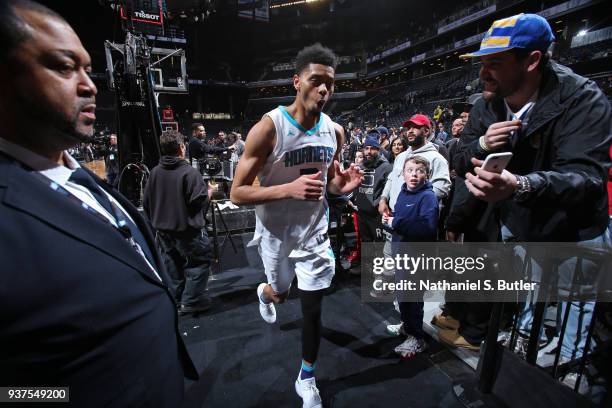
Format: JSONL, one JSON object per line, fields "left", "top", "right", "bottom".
{"left": 230, "top": 44, "right": 363, "bottom": 408}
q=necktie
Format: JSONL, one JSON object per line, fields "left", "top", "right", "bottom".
{"left": 69, "top": 168, "right": 114, "bottom": 216}
{"left": 68, "top": 168, "right": 156, "bottom": 266}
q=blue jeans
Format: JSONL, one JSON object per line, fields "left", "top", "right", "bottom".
{"left": 503, "top": 224, "right": 612, "bottom": 359}
{"left": 156, "top": 229, "right": 212, "bottom": 307}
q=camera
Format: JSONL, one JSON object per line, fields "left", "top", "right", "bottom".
{"left": 91, "top": 134, "right": 111, "bottom": 148}
{"left": 198, "top": 155, "right": 233, "bottom": 181}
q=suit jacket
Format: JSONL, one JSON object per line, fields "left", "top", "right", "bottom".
{"left": 0, "top": 153, "right": 197, "bottom": 407}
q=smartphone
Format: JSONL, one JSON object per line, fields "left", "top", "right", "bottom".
{"left": 481, "top": 152, "right": 513, "bottom": 173}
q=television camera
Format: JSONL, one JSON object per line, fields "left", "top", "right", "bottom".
{"left": 197, "top": 151, "right": 234, "bottom": 182}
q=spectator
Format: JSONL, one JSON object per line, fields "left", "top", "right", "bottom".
{"left": 441, "top": 107, "right": 454, "bottom": 125}
{"left": 433, "top": 105, "right": 443, "bottom": 122}
{"left": 445, "top": 118, "right": 464, "bottom": 179}
{"left": 233, "top": 132, "right": 245, "bottom": 158}
{"left": 348, "top": 131, "right": 362, "bottom": 163}
{"left": 449, "top": 14, "right": 612, "bottom": 361}
{"left": 377, "top": 114, "right": 450, "bottom": 301}
{"left": 227, "top": 132, "right": 244, "bottom": 168}
{"left": 383, "top": 156, "right": 439, "bottom": 358}
{"left": 389, "top": 136, "right": 408, "bottom": 166}
{"left": 427, "top": 120, "right": 450, "bottom": 163}
{"left": 436, "top": 122, "right": 449, "bottom": 143}
{"left": 377, "top": 126, "right": 391, "bottom": 156}
{"left": 354, "top": 134, "right": 393, "bottom": 242}
{"left": 380, "top": 114, "right": 450, "bottom": 207}
{"left": 354, "top": 150, "right": 365, "bottom": 166}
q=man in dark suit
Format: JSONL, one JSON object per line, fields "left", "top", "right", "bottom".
{"left": 0, "top": 1, "right": 196, "bottom": 406}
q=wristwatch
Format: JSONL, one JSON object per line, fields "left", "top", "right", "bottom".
{"left": 512, "top": 175, "right": 532, "bottom": 202}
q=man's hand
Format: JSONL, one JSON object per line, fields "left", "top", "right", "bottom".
{"left": 465, "top": 158, "right": 518, "bottom": 203}
{"left": 482, "top": 120, "right": 521, "bottom": 150}
{"left": 378, "top": 198, "right": 391, "bottom": 216}
{"left": 286, "top": 171, "right": 325, "bottom": 201}
{"left": 328, "top": 161, "right": 364, "bottom": 195}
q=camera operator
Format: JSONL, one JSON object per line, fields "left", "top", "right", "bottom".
{"left": 143, "top": 130, "right": 213, "bottom": 315}
{"left": 188, "top": 123, "right": 228, "bottom": 163}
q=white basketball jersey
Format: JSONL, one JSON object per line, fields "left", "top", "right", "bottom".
{"left": 250, "top": 106, "right": 338, "bottom": 256}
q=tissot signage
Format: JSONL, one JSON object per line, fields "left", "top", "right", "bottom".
{"left": 120, "top": 2, "right": 163, "bottom": 25}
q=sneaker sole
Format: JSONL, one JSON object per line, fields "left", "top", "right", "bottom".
{"left": 396, "top": 343, "right": 429, "bottom": 359}
{"left": 438, "top": 336, "right": 480, "bottom": 351}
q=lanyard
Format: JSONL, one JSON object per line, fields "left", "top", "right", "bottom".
{"left": 32, "top": 170, "right": 160, "bottom": 278}
{"left": 31, "top": 171, "right": 137, "bottom": 242}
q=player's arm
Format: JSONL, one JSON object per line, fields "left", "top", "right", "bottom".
{"left": 230, "top": 116, "right": 324, "bottom": 205}
{"left": 327, "top": 122, "right": 363, "bottom": 195}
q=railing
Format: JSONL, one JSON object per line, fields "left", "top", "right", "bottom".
{"left": 571, "top": 26, "right": 612, "bottom": 48}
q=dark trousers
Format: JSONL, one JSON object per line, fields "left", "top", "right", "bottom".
{"left": 156, "top": 229, "right": 212, "bottom": 307}
{"left": 358, "top": 211, "right": 385, "bottom": 242}
{"left": 399, "top": 302, "right": 425, "bottom": 339}
{"left": 395, "top": 264, "right": 425, "bottom": 339}
{"left": 106, "top": 172, "right": 117, "bottom": 187}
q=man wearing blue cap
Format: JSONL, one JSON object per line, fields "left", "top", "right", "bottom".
{"left": 450, "top": 13, "right": 612, "bottom": 372}
{"left": 353, "top": 131, "right": 392, "bottom": 246}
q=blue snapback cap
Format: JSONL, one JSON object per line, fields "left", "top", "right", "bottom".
{"left": 460, "top": 13, "right": 555, "bottom": 58}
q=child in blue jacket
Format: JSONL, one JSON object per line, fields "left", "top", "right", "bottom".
{"left": 383, "top": 155, "right": 439, "bottom": 358}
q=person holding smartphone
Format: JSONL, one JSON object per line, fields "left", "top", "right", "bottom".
{"left": 451, "top": 14, "right": 612, "bottom": 369}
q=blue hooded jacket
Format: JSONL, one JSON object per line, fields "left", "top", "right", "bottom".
{"left": 391, "top": 181, "right": 439, "bottom": 242}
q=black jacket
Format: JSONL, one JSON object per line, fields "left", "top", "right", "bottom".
{"left": 453, "top": 61, "right": 612, "bottom": 241}
{"left": 0, "top": 153, "right": 197, "bottom": 406}
{"left": 143, "top": 156, "right": 208, "bottom": 233}
{"left": 354, "top": 155, "right": 392, "bottom": 215}
{"left": 188, "top": 136, "right": 226, "bottom": 161}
